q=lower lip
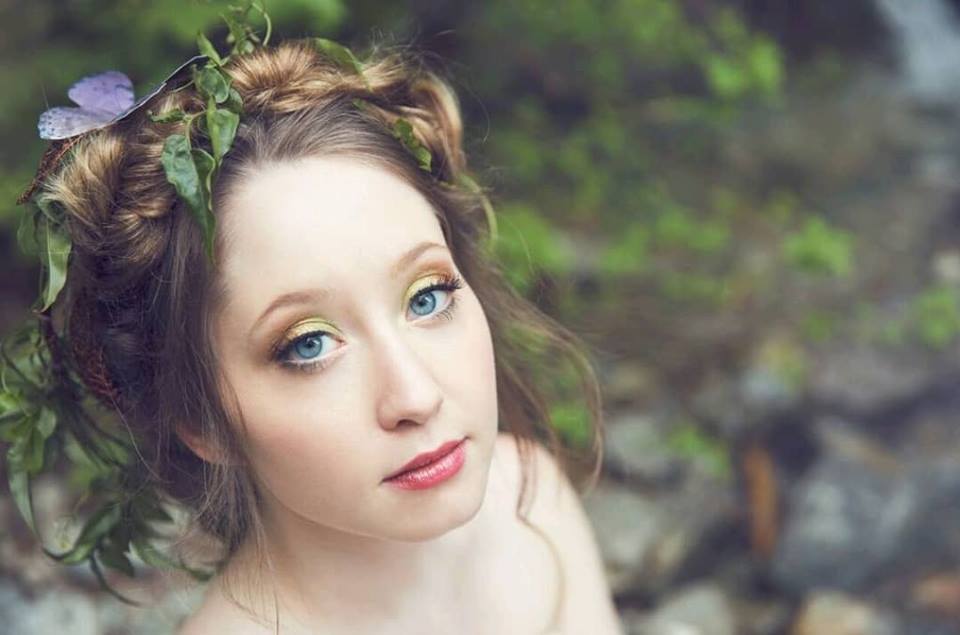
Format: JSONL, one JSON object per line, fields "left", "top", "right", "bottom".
{"left": 384, "top": 440, "right": 466, "bottom": 490}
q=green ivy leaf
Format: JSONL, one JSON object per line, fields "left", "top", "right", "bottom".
{"left": 221, "top": 11, "right": 246, "bottom": 46}
{"left": 75, "top": 504, "right": 123, "bottom": 549}
{"left": 224, "top": 88, "right": 243, "bottom": 114}
{"left": 38, "top": 214, "right": 71, "bottom": 312}
{"left": 161, "top": 135, "right": 216, "bottom": 261}
{"left": 314, "top": 38, "right": 365, "bottom": 76}
{"left": 7, "top": 460, "right": 35, "bottom": 533}
{"left": 392, "top": 118, "right": 432, "bottom": 172}
{"left": 36, "top": 407, "right": 56, "bottom": 439}
{"left": 131, "top": 494, "right": 173, "bottom": 525}
{"left": 192, "top": 148, "right": 216, "bottom": 199}
{"left": 148, "top": 109, "right": 187, "bottom": 124}
{"left": 194, "top": 65, "right": 230, "bottom": 104}
{"left": 132, "top": 538, "right": 178, "bottom": 569}
{"left": 207, "top": 107, "right": 240, "bottom": 162}
{"left": 98, "top": 540, "right": 135, "bottom": 577}
{"left": 16, "top": 209, "right": 38, "bottom": 256}
{"left": 191, "top": 148, "right": 217, "bottom": 261}
{"left": 25, "top": 428, "right": 46, "bottom": 474}
{"left": 0, "top": 391, "right": 21, "bottom": 420}
{"left": 196, "top": 33, "right": 224, "bottom": 66}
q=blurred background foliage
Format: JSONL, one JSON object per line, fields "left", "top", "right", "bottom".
{"left": 0, "top": 0, "right": 947, "bottom": 456}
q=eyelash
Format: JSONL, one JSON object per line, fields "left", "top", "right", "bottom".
{"left": 273, "top": 272, "right": 465, "bottom": 374}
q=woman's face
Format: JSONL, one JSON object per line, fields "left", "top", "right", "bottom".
{"left": 210, "top": 156, "right": 499, "bottom": 542}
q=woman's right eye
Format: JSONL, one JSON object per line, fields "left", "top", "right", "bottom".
{"left": 276, "top": 330, "right": 339, "bottom": 373}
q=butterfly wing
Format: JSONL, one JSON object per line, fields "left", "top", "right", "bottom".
{"left": 116, "top": 54, "right": 209, "bottom": 121}
{"left": 38, "top": 106, "right": 114, "bottom": 140}
{"left": 67, "top": 70, "right": 135, "bottom": 117}
{"left": 35, "top": 56, "right": 209, "bottom": 140}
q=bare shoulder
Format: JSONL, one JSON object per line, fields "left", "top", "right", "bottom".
{"left": 492, "top": 431, "right": 624, "bottom": 635}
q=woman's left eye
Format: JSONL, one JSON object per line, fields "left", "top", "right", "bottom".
{"left": 276, "top": 273, "right": 465, "bottom": 374}
{"left": 408, "top": 273, "right": 464, "bottom": 321}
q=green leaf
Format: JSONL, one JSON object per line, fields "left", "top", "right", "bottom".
{"left": 221, "top": 11, "right": 244, "bottom": 43}
{"left": 89, "top": 555, "right": 141, "bottom": 606}
{"left": 36, "top": 407, "right": 56, "bottom": 439}
{"left": 25, "top": 428, "right": 46, "bottom": 474}
{"left": 392, "top": 118, "right": 432, "bottom": 172}
{"left": 16, "top": 210, "right": 38, "bottom": 256}
{"left": 55, "top": 540, "right": 94, "bottom": 565}
{"left": 314, "top": 38, "right": 365, "bottom": 76}
{"left": 0, "top": 415, "right": 25, "bottom": 441}
{"left": 7, "top": 464, "right": 35, "bottom": 533}
{"left": 196, "top": 32, "right": 223, "bottom": 66}
{"left": 148, "top": 109, "right": 186, "bottom": 124}
{"left": 160, "top": 135, "right": 215, "bottom": 261}
{"left": 0, "top": 415, "right": 32, "bottom": 444}
{"left": 194, "top": 65, "right": 230, "bottom": 103}
{"left": 131, "top": 494, "right": 174, "bottom": 524}
{"left": 207, "top": 107, "right": 240, "bottom": 162}
{"left": 75, "top": 504, "right": 123, "bottom": 548}
{"left": 132, "top": 538, "right": 178, "bottom": 569}
{"left": 224, "top": 88, "right": 243, "bottom": 114}
{"left": 38, "top": 215, "right": 71, "bottom": 312}
{"left": 0, "top": 391, "right": 22, "bottom": 420}
{"left": 192, "top": 148, "right": 217, "bottom": 260}
{"left": 98, "top": 541, "right": 135, "bottom": 577}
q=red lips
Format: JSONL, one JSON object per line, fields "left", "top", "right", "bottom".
{"left": 385, "top": 437, "right": 465, "bottom": 480}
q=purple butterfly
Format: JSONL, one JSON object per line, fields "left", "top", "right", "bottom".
{"left": 37, "top": 55, "right": 208, "bottom": 140}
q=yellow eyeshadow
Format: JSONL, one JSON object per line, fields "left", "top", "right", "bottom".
{"left": 403, "top": 273, "right": 447, "bottom": 306}
{"left": 273, "top": 271, "right": 452, "bottom": 357}
{"left": 276, "top": 318, "right": 337, "bottom": 351}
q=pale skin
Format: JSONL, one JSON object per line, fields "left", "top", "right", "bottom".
{"left": 176, "top": 156, "right": 623, "bottom": 634}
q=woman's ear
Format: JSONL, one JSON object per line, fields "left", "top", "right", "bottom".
{"left": 174, "top": 424, "right": 232, "bottom": 465}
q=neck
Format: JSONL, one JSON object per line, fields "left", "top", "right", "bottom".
{"left": 212, "top": 485, "right": 492, "bottom": 631}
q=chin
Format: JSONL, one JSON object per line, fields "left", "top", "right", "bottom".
{"left": 384, "top": 461, "right": 490, "bottom": 543}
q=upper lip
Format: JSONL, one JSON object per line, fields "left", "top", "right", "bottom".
{"left": 384, "top": 437, "right": 466, "bottom": 480}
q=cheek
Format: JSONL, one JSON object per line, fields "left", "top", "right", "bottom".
{"left": 222, "top": 371, "right": 357, "bottom": 487}
{"left": 457, "top": 292, "right": 498, "bottom": 416}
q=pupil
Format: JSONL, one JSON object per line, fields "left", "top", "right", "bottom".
{"left": 295, "top": 336, "right": 322, "bottom": 359}
{"left": 413, "top": 292, "right": 436, "bottom": 315}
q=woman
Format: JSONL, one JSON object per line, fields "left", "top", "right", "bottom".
{"left": 28, "top": 37, "right": 622, "bottom": 633}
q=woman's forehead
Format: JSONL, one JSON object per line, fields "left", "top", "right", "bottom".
{"left": 220, "top": 156, "right": 445, "bottom": 266}
{"left": 214, "top": 156, "right": 449, "bottom": 317}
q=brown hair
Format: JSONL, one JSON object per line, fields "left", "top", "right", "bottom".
{"left": 38, "top": 38, "right": 604, "bottom": 629}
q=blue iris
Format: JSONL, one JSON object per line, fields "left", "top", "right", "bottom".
{"left": 410, "top": 290, "right": 438, "bottom": 316}
{"left": 294, "top": 334, "right": 324, "bottom": 360}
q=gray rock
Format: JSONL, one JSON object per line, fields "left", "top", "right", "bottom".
{"left": 807, "top": 341, "right": 959, "bottom": 413}
{"left": 583, "top": 473, "right": 736, "bottom": 595}
{"left": 603, "top": 412, "right": 685, "bottom": 485}
{"left": 771, "top": 420, "right": 921, "bottom": 593}
{"left": 582, "top": 482, "right": 664, "bottom": 593}
{"left": 634, "top": 583, "right": 736, "bottom": 635}
{"left": 791, "top": 591, "right": 900, "bottom": 635}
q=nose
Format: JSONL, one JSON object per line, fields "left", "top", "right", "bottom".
{"left": 370, "top": 327, "right": 444, "bottom": 431}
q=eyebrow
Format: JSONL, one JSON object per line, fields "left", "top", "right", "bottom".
{"left": 249, "top": 240, "right": 450, "bottom": 338}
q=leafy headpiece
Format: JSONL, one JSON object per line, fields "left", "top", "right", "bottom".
{"left": 3, "top": 2, "right": 495, "bottom": 604}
